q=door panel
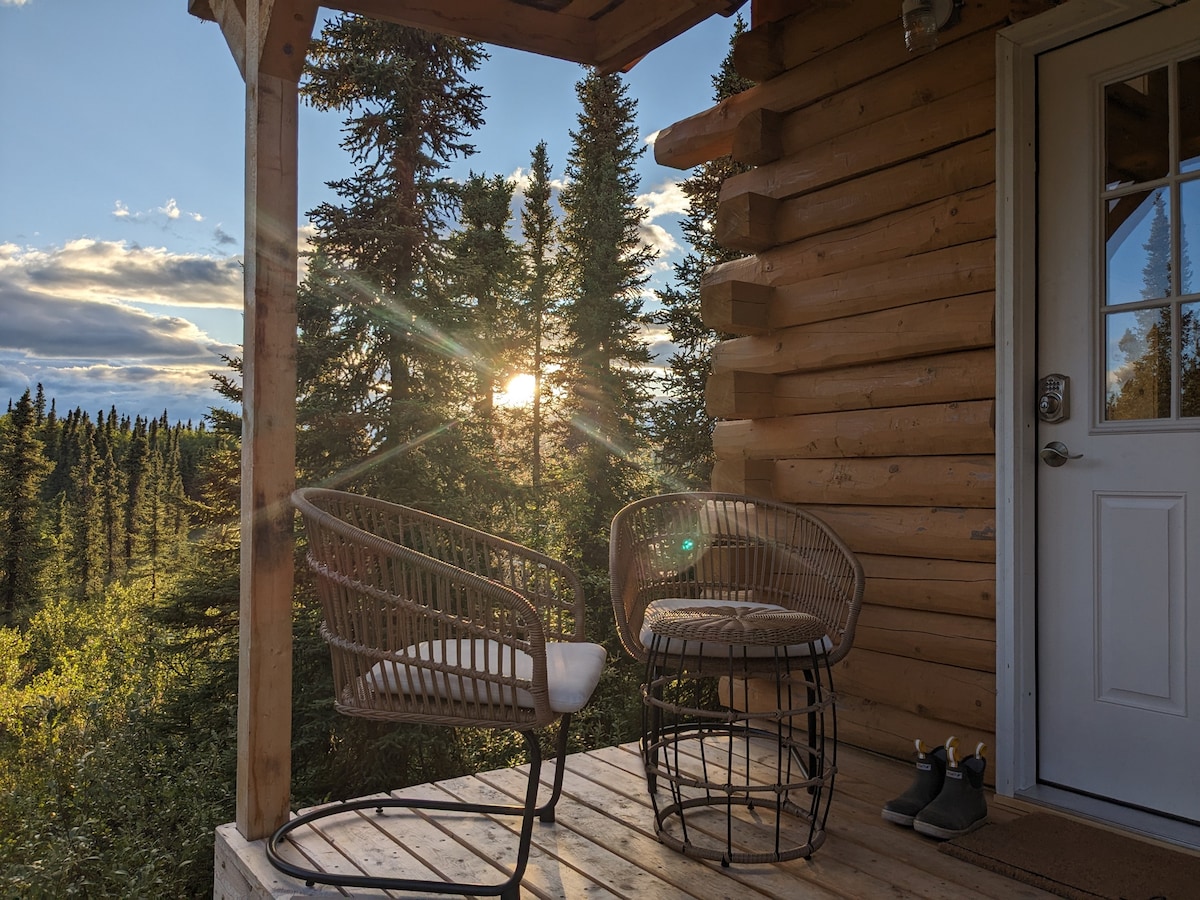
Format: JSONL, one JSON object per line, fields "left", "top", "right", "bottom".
{"left": 1037, "top": 3, "right": 1200, "bottom": 822}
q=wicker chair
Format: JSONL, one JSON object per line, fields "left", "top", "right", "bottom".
{"left": 268, "top": 488, "right": 606, "bottom": 899}
{"left": 610, "top": 492, "right": 864, "bottom": 672}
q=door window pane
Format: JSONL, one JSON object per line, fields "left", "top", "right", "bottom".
{"left": 1106, "top": 66, "right": 1170, "bottom": 188}
{"left": 1107, "top": 189, "right": 1172, "bottom": 305}
{"left": 1106, "top": 308, "right": 1173, "bottom": 420}
{"left": 1184, "top": 302, "right": 1200, "bottom": 416}
{"left": 1181, "top": 55, "right": 1200, "bottom": 174}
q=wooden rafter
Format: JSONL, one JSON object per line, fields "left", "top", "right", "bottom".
{"left": 191, "top": 0, "right": 747, "bottom": 74}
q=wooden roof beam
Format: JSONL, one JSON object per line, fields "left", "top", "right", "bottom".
{"left": 192, "top": 0, "right": 248, "bottom": 80}
{"left": 594, "top": 0, "right": 746, "bottom": 73}
{"left": 328, "top": 0, "right": 598, "bottom": 68}
{"left": 189, "top": 0, "right": 317, "bottom": 82}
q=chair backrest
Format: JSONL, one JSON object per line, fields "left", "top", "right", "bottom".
{"left": 292, "top": 488, "right": 586, "bottom": 728}
{"left": 610, "top": 492, "right": 864, "bottom": 665}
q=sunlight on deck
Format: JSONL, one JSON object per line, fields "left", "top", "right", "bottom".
{"left": 214, "top": 742, "right": 1055, "bottom": 899}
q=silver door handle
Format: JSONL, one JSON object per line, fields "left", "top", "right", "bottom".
{"left": 1040, "top": 441, "right": 1083, "bottom": 467}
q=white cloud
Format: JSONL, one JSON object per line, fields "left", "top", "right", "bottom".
{"left": 507, "top": 166, "right": 570, "bottom": 201}
{"left": 645, "top": 130, "right": 661, "bottom": 148}
{"left": 0, "top": 239, "right": 242, "bottom": 423}
{"left": 160, "top": 198, "right": 181, "bottom": 220}
{"left": 640, "top": 222, "right": 679, "bottom": 257}
{"left": 1, "top": 239, "right": 243, "bottom": 309}
{"left": 638, "top": 181, "right": 689, "bottom": 221}
{"left": 113, "top": 201, "right": 131, "bottom": 218}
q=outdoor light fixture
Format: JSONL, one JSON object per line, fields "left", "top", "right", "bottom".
{"left": 902, "top": 0, "right": 957, "bottom": 53}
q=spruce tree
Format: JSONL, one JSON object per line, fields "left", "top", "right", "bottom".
{"left": 520, "top": 141, "right": 560, "bottom": 509}
{"left": 446, "top": 172, "right": 522, "bottom": 422}
{"left": 649, "top": 16, "right": 753, "bottom": 489}
{"left": 65, "top": 419, "right": 105, "bottom": 601}
{"left": 557, "top": 69, "right": 656, "bottom": 570}
{"left": 298, "top": 16, "right": 486, "bottom": 504}
{"left": 0, "top": 389, "right": 52, "bottom": 623}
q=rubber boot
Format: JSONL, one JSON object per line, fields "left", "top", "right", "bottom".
{"left": 914, "top": 741, "right": 989, "bottom": 839}
{"left": 881, "top": 737, "right": 951, "bottom": 827}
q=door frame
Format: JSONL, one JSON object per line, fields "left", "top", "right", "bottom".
{"left": 995, "top": 0, "right": 1200, "bottom": 845}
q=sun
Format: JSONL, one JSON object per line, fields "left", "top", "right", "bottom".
{"left": 497, "top": 373, "right": 537, "bottom": 408}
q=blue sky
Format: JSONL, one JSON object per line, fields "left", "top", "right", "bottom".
{"left": 0, "top": 0, "right": 740, "bottom": 425}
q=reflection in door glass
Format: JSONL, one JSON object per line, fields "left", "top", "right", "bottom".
{"left": 1182, "top": 56, "right": 1200, "bottom": 173}
{"left": 1185, "top": 303, "right": 1200, "bottom": 416}
{"left": 1184, "top": 178, "right": 1198, "bottom": 295}
{"left": 1107, "top": 189, "right": 1171, "bottom": 305}
{"left": 1106, "top": 308, "right": 1172, "bottom": 420}
{"left": 1105, "top": 66, "right": 1169, "bottom": 188}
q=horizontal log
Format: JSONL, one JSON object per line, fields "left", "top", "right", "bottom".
{"left": 860, "top": 553, "right": 996, "bottom": 618}
{"left": 718, "top": 136, "right": 995, "bottom": 252}
{"left": 712, "top": 293, "right": 995, "bottom": 375}
{"left": 731, "top": 108, "right": 784, "bottom": 165}
{"left": 866, "top": 575, "right": 996, "bottom": 619}
{"left": 774, "top": 136, "right": 996, "bottom": 248}
{"left": 720, "top": 79, "right": 997, "bottom": 206}
{"left": 769, "top": 240, "right": 997, "bottom": 329}
{"left": 732, "top": 19, "right": 784, "bottom": 83}
{"left": 727, "top": 649, "right": 994, "bottom": 734}
{"left": 747, "top": 0, "right": 807, "bottom": 28}
{"left": 700, "top": 279, "right": 772, "bottom": 335}
{"left": 736, "top": 0, "right": 898, "bottom": 82}
{"left": 860, "top": 553, "right": 996, "bottom": 583}
{"left": 774, "top": 455, "right": 996, "bottom": 508}
{"left": 705, "top": 370, "right": 777, "bottom": 419}
{"left": 712, "top": 400, "right": 996, "bottom": 460}
{"left": 699, "top": 241, "right": 996, "bottom": 335}
{"left": 835, "top": 693, "right": 997, "bottom": 780}
{"left": 705, "top": 187, "right": 996, "bottom": 289}
{"left": 654, "top": 0, "right": 1013, "bottom": 169}
{"left": 834, "top": 648, "right": 996, "bottom": 732}
{"left": 771, "top": 27, "right": 998, "bottom": 162}
{"left": 709, "top": 457, "right": 775, "bottom": 495}
{"left": 852, "top": 603, "right": 996, "bottom": 671}
{"left": 709, "top": 349, "right": 994, "bottom": 419}
{"left": 808, "top": 504, "right": 997, "bottom": 562}
{"left": 714, "top": 192, "right": 781, "bottom": 253}
{"left": 771, "top": 349, "right": 996, "bottom": 416}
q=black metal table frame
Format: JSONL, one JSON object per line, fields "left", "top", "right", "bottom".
{"left": 640, "top": 616, "right": 837, "bottom": 866}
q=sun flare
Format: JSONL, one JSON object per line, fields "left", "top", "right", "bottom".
{"left": 497, "top": 373, "right": 537, "bottom": 408}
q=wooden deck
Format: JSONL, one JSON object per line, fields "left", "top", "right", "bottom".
{"left": 214, "top": 741, "right": 1056, "bottom": 899}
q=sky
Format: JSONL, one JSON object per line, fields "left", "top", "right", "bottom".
{"left": 0, "top": 0, "right": 741, "bottom": 426}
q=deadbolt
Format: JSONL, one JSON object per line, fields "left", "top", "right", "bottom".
{"left": 1040, "top": 441, "right": 1083, "bottom": 467}
{"left": 1037, "top": 374, "right": 1070, "bottom": 423}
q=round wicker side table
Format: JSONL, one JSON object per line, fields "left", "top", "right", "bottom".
{"left": 640, "top": 605, "right": 837, "bottom": 866}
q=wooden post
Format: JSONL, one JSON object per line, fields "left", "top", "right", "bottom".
{"left": 237, "top": 1, "right": 300, "bottom": 841}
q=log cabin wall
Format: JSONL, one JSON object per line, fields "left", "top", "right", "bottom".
{"left": 655, "top": 0, "right": 1052, "bottom": 770}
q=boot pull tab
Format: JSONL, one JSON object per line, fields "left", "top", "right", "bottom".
{"left": 915, "top": 738, "right": 932, "bottom": 758}
{"left": 974, "top": 742, "right": 988, "bottom": 761}
{"left": 945, "top": 735, "right": 960, "bottom": 768}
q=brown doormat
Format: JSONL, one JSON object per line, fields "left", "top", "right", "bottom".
{"left": 938, "top": 812, "right": 1200, "bottom": 900}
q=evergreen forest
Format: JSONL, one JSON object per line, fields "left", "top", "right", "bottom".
{"left": 0, "top": 14, "right": 752, "bottom": 898}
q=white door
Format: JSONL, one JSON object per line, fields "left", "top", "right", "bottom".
{"left": 1037, "top": 3, "right": 1200, "bottom": 823}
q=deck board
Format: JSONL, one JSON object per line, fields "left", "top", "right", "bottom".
{"left": 214, "top": 742, "right": 1060, "bottom": 900}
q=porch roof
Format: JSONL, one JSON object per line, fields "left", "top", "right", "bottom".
{"left": 188, "top": 0, "right": 748, "bottom": 75}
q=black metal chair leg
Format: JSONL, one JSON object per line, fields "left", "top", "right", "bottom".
{"left": 535, "top": 713, "right": 571, "bottom": 823}
{"left": 266, "top": 729, "right": 544, "bottom": 898}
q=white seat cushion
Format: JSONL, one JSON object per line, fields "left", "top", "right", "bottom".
{"left": 640, "top": 598, "right": 832, "bottom": 659}
{"left": 365, "top": 639, "right": 606, "bottom": 714}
